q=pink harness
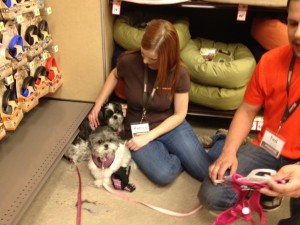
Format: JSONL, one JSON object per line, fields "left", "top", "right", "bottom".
{"left": 213, "top": 173, "right": 266, "bottom": 225}
{"left": 92, "top": 154, "right": 115, "bottom": 169}
{"left": 213, "top": 169, "right": 286, "bottom": 225}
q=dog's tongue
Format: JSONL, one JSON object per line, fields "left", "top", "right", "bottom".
{"left": 92, "top": 154, "right": 115, "bottom": 169}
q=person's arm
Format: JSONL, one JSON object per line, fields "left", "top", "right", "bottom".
{"left": 260, "top": 164, "right": 300, "bottom": 198}
{"left": 127, "top": 92, "right": 188, "bottom": 151}
{"left": 209, "top": 101, "right": 261, "bottom": 183}
{"left": 88, "top": 68, "right": 118, "bottom": 128}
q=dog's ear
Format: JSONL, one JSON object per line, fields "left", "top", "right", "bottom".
{"left": 88, "top": 140, "right": 93, "bottom": 150}
{"left": 88, "top": 132, "right": 96, "bottom": 150}
{"left": 98, "top": 109, "right": 106, "bottom": 125}
{"left": 78, "top": 119, "right": 92, "bottom": 141}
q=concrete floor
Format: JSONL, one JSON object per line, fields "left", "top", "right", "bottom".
{"left": 17, "top": 116, "right": 290, "bottom": 225}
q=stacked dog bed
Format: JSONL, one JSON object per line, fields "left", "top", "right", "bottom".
{"left": 114, "top": 10, "right": 191, "bottom": 50}
{"left": 181, "top": 38, "right": 256, "bottom": 110}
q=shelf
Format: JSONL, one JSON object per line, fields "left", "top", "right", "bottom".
{"left": 0, "top": 99, "right": 93, "bottom": 225}
{"left": 188, "top": 103, "right": 235, "bottom": 118}
{"left": 110, "top": 0, "right": 287, "bottom": 11}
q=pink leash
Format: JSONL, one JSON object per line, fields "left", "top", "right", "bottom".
{"left": 72, "top": 160, "right": 202, "bottom": 225}
{"left": 103, "top": 183, "right": 203, "bottom": 217}
{"left": 72, "top": 161, "right": 82, "bottom": 225}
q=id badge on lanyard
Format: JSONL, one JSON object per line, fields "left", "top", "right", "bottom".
{"left": 131, "top": 122, "right": 150, "bottom": 137}
{"left": 130, "top": 67, "right": 156, "bottom": 137}
{"left": 260, "top": 129, "right": 286, "bottom": 158}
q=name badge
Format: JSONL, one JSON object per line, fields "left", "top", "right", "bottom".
{"left": 260, "top": 129, "right": 285, "bottom": 158}
{"left": 130, "top": 122, "right": 150, "bottom": 137}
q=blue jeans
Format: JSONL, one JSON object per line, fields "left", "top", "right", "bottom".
{"left": 131, "top": 120, "right": 225, "bottom": 185}
{"left": 198, "top": 143, "right": 300, "bottom": 211}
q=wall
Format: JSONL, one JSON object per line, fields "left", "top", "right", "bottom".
{"left": 44, "top": 0, "right": 114, "bottom": 102}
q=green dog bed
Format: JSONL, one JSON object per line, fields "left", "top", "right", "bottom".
{"left": 181, "top": 38, "right": 256, "bottom": 89}
{"left": 113, "top": 10, "right": 191, "bottom": 50}
{"left": 189, "top": 81, "right": 246, "bottom": 110}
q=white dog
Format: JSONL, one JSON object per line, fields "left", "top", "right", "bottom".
{"left": 88, "top": 126, "right": 135, "bottom": 192}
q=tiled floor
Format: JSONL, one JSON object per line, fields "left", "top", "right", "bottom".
{"left": 17, "top": 116, "right": 290, "bottom": 225}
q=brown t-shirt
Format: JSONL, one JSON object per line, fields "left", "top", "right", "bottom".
{"left": 117, "top": 52, "right": 190, "bottom": 138}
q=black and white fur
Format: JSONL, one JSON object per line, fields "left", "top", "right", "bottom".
{"left": 64, "top": 102, "right": 124, "bottom": 163}
{"left": 88, "top": 126, "right": 131, "bottom": 188}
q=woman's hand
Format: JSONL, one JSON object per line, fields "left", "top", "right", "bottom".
{"left": 88, "top": 104, "right": 101, "bottom": 128}
{"left": 209, "top": 153, "right": 238, "bottom": 185}
{"left": 127, "top": 133, "right": 152, "bottom": 151}
{"left": 88, "top": 68, "right": 119, "bottom": 129}
{"left": 260, "top": 164, "right": 300, "bottom": 198}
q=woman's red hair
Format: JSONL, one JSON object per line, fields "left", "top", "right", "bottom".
{"left": 141, "top": 19, "right": 182, "bottom": 97}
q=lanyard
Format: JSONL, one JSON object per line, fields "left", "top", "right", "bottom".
{"left": 141, "top": 67, "right": 158, "bottom": 123}
{"left": 278, "top": 55, "right": 300, "bottom": 132}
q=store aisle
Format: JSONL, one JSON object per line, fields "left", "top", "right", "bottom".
{"left": 17, "top": 116, "right": 289, "bottom": 225}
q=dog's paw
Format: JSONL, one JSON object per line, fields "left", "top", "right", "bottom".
{"left": 94, "top": 180, "right": 103, "bottom": 188}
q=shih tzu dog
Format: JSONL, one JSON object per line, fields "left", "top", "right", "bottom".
{"left": 64, "top": 102, "right": 124, "bottom": 163}
{"left": 88, "top": 125, "right": 135, "bottom": 192}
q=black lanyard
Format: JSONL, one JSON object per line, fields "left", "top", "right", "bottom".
{"left": 278, "top": 55, "right": 300, "bottom": 132}
{"left": 141, "top": 67, "right": 158, "bottom": 123}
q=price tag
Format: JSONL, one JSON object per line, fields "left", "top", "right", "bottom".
{"left": 5, "top": 75, "right": 14, "bottom": 85}
{"left": 41, "top": 52, "right": 48, "bottom": 60}
{"left": 45, "top": 7, "right": 52, "bottom": 15}
{"left": 52, "top": 45, "right": 59, "bottom": 53}
{"left": 16, "top": 15, "right": 24, "bottom": 24}
{"left": 28, "top": 61, "right": 35, "bottom": 70}
{"left": 112, "top": 0, "right": 121, "bottom": 15}
{"left": 0, "top": 22, "right": 5, "bottom": 32}
{"left": 237, "top": 4, "right": 248, "bottom": 21}
{"left": 34, "top": 8, "right": 41, "bottom": 16}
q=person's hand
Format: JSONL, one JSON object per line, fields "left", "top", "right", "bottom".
{"left": 260, "top": 164, "right": 300, "bottom": 198}
{"left": 88, "top": 105, "right": 101, "bottom": 129}
{"left": 209, "top": 153, "right": 238, "bottom": 185}
{"left": 126, "top": 134, "right": 151, "bottom": 151}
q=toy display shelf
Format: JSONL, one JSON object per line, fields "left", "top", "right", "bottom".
{"left": 0, "top": 99, "right": 93, "bottom": 225}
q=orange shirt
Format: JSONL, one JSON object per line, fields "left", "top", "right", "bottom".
{"left": 244, "top": 45, "right": 300, "bottom": 159}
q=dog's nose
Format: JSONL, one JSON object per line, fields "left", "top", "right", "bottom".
{"left": 104, "top": 144, "right": 109, "bottom": 149}
{"left": 113, "top": 115, "right": 118, "bottom": 120}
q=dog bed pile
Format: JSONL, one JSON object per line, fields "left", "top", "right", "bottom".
{"left": 113, "top": 10, "right": 191, "bottom": 50}
{"left": 113, "top": 11, "right": 257, "bottom": 110}
{"left": 181, "top": 38, "right": 256, "bottom": 110}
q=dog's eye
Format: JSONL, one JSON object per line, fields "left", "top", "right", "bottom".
{"left": 97, "top": 140, "right": 103, "bottom": 145}
{"left": 116, "top": 109, "right": 122, "bottom": 114}
{"left": 106, "top": 110, "right": 113, "bottom": 118}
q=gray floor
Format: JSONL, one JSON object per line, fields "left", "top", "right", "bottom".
{"left": 17, "top": 116, "right": 290, "bottom": 225}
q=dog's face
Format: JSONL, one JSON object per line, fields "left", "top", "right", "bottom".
{"left": 89, "top": 126, "right": 121, "bottom": 161}
{"left": 100, "top": 102, "right": 124, "bottom": 131}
